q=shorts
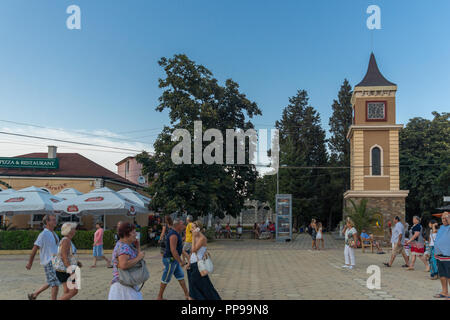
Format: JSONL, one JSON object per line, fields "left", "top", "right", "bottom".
{"left": 56, "top": 271, "right": 73, "bottom": 284}
{"left": 183, "top": 242, "right": 192, "bottom": 254}
{"left": 43, "top": 261, "right": 60, "bottom": 287}
{"left": 93, "top": 245, "right": 104, "bottom": 257}
{"left": 436, "top": 256, "right": 450, "bottom": 278}
{"left": 161, "top": 257, "right": 184, "bottom": 284}
{"left": 391, "top": 243, "right": 405, "bottom": 256}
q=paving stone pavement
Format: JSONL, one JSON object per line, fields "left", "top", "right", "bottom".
{"left": 0, "top": 234, "right": 441, "bottom": 300}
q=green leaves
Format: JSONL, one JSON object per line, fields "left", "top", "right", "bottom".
{"left": 137, "top": 54, "right": 261, "bottom": 219}
{"left": 400, "top": 112, "right": 450, "bottom": 220}
{"left": 344, "top": 199, "right": 379, "bottom": 233}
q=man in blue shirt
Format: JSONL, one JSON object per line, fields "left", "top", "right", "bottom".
{"left": 434, "top": 212, "right": 450, "bottom": 299}
{"left": 360, "top": 229, "right": 385, "bottom": 254}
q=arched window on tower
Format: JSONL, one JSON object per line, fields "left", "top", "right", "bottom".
{"left": 371, "top": 146, "right": 382, "bottom": 176}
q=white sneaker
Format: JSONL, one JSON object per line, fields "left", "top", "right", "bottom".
{"left": 342, "top": 265, "right": 349, "bottom": 268}
{"left": 348, "top": 266, "right": 354, "bottom": 270}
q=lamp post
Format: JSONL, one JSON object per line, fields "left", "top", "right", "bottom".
{"left": 276, "top": 164, "right": 287, "bottom": 195}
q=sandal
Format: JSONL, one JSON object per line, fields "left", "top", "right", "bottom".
{"left": 433, "top": 293, "right": 448, "bottom": 299}
{"left": 407, "top": 267, "right": 414, "bottom": 270}
{"left": 27, "top": 293, "right": 36, "bottom": 300}
{"left": 383, "top": 263, "right": 391, "bottom": 267}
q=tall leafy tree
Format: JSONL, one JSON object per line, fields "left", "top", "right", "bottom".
{"left": 137, "top": 54, "right": 261, "bottom": 219}
{"left": 273, "top": 90, "right": 328, "bottom": 227}
{"left": 400, "top": 112, "right": 450, "bottom": 222}
{"left": 325, "top": 79, "right": 353, "bottom": 228}
{"left": 328, "top": 79, "right": 353, "bottom": 165}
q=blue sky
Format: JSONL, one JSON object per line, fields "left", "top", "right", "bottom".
{"left": 0, "top": 0, "right": 449, "bottom": 170}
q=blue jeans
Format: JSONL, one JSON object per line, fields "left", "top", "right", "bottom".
{"left": 429, "top": 246, "right": 438, "bottom": 277}
{"left": 161, "top": 257, "right": 184, "bottom": 284}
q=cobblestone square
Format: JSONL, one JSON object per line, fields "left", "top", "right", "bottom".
{"left": 0, "top": 234, "right": 441, "bottom": 300}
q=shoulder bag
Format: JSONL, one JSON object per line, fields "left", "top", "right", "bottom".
{"left": 197, "top": 251, "right": 214, "bottom": 277}
{"left": 118, "top": 258, "right": 150, "bottom": 291}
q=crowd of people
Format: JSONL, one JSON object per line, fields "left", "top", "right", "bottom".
{"left": 25, "top": 213, "right": 221, "bottom": 300}
{"left": 24, "top": 211, "right": 449, "bottom": 300}
{"left": 252, "top": 220, "right": 276, "bottom": 239}
{"left": 336, "top": 212, "right": 449, "bottom": 300}
{"left": 382, "top": 212, "right": 449, "bottom": 299}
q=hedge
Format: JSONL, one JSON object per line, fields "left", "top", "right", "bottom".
{"left": 0, "top": 228, "right": 150, "bottom": 250}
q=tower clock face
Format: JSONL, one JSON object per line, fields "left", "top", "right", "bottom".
{"left": 367, "top": 102, "right": 386, "bottom": 120}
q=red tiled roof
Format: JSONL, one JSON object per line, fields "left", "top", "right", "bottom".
{"left": 0, "top": 153, "right": 141, "bottom": 188}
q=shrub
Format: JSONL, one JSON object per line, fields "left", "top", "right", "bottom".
{"left": 138, "top": 226, "right": 149, "bottom": 245}
{"left": 0, "top": 230, "right": 40, "bottom": 250}
{"left": 204, "top": 227, "right": 215, "bottom": 242}
{"left": 0, "top": 229, "right": 116, "bottom": 250}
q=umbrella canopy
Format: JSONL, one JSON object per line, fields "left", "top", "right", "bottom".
{"left": 117, "top": 188, "right": 151, "bottom": 208}
{"left": 53, "top": 187, "right": 148, "bottom": 216}
{"left": 0, "top": 186, "right": 64, "bottom": 216}
{"left": 0, "top": 188, "right": 16, "bottom": 195}
{"left": 55, "top": 188, "right": 83, "bottom": 200}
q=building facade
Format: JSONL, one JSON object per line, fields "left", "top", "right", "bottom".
{"left": 0, "top": 147, "right": 150, "bottom": 230}
{"left": 116, "top": 156, "right": 148, "bottom": 187}
{"left": 344, "top": 53, "right": 409, "bottom": 242}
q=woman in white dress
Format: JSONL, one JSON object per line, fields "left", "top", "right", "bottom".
{"left": 316, "top": 222, "right": 324, "bottom": 250}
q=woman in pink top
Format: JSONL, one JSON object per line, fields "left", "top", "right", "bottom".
{"left": 91, "top": 223, "right": 112, "bottom": 268}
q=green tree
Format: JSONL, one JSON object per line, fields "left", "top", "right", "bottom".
{"left": 328, "top": 79, "right": 353, "bottom": 165}
{"left": 137, "top": 54, "right": 261, "bottom": 219}
{"left": 274, "top": 90, "right": 329, "bottom": 227}
{"left": 400, "top": 112, "right": 450, "bottom": 221}
{"left": 325, "top": 79, "right": 353, "bottom": 229}
{"left": 344, "top": 199, "right": 378, "bottom": 233}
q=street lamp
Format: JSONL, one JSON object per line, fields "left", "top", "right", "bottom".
{"left": 276, "top": 164, "right": 288, "bottom": 195}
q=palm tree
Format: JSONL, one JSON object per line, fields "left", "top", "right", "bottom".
{"left": 344, "top": 199, "right": 379, "bottom": 233}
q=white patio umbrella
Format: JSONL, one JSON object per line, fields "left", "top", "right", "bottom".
{"left": 0, "top": 188, "right": 16, "bottom": 195}
{"left": 53, "top": 187, "right": 148, "bottom": 229}
{"left": 0, "top": 186, "right": 64, "bottom": 227}
{"left": 0, "top": 189, "right": 16, "bottom": 225}
{"left": 55, "top": 188, "right": 84, "bottom": 220}
{"left": 55, "top": 188, "right": 83, "bottom": 200}
{"left": 117, "top": 188, "right": 151, "bottom": 208}
{"left": 0, "top": 186, "right": 63, "bottom": 215}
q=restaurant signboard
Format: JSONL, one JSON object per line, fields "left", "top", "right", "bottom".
{"left": 0, "top": 157, "right": 59, "bottom": 169}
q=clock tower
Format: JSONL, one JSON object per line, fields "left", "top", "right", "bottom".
{"left": 344, "top": 53, "right": 409, "bottom": 241}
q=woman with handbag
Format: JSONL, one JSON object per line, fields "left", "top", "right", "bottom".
{"left": 342, "top": 218, "right": 358, "bottom": 270}
{"left": 53, "top": 222, "right": 82, "bottom": 300}
{"left": 108, "top": 222, "right": 146, "bottom": 300}
{"left": 186, "top": 220, "right": 221, "bottom": 300}
{"left": 406, "top": 216, "right": 430, "bottom": 271}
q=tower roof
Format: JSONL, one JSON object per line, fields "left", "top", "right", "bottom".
{"left": 355, "top": 53, "right": 396, "bottom": 87}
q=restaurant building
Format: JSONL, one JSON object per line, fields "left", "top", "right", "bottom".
{"left": 0, "top": 146, "right": 150, "bottom": 230}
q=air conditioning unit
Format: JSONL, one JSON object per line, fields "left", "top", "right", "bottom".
{"left": 138, "top": 176, "right": 146, "bottom": 185}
